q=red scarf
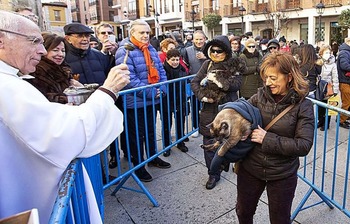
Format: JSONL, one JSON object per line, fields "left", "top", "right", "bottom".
{"left": 130, "top": 36, "right": 160, "bottom": 84}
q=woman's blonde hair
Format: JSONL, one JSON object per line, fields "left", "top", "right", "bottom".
{"left": 260, "top": 52, "right": 309, "bottom": 97}
{"left": 319, "top": 44, "right": 332, "bottom": 56}
{"left": 160, "top": 38, "right": 178, "bottom": 51}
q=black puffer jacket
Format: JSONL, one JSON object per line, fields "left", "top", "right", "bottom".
{"left": 191, "top": 58, "right": 244, "bottom": 136}
{"left": 243, "top": 87, "right": 315, "bottom": 181}
{"left": 65, "top": 42, "right": 110, "bottom": 85}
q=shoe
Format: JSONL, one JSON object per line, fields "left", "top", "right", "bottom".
{"left": 135, "top": 167, "right": 153, "bottom": 182}
{"left": 177, "top": 144, "right": 188, "bottom": 152}
{"left": 320, "top": 126, "right": 325, "bottom": 131}
{"left": 163, "top": 149, "right": 171, "bottom": 157}
{"left": 340, "top": 122, "right": 350, "bottom": 129}
{"left": 191, "top": 131, "right": 199, "bottom": 138}
{"left": 184, "top": 137, "right": 190, "bottom": 142}
{"left": 205, "top": 176, "right": 219, "bottom": 190}
{"left": 317, "top": 122, "right": 323, "bottom": 128}
{"left": 109, "top": 157, "right": 118, "bottom": 169}
{"left": 148, "top": 157, "right": 171, "bottom": 169}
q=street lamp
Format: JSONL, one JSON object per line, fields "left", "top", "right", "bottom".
{"left": 149, "top": 5, "right": 160, "bottom": 38}
{"left": 238, "top": 5, "right": 246, "bottom": 35}
{"left": 316, "top": 2, "right": 325, "bottom": 42}
{"left": 190, "top": 8, "right": 197, "bottom": 32}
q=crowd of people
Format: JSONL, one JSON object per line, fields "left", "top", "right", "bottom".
{"left": 2, "top": 6, "right": 350, "bottom": 223}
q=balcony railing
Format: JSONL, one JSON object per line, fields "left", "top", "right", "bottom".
{"left": 223, "top": 5, "right": 240, "bottom": 17}
{"left": 322, "top": 0, "right": 342, "bottom": 6}
{"left": 203, "top": 7, "right": 220, "bottom": 15}
{"left": 185, "top": 10, "right": 200, "bottom": 22}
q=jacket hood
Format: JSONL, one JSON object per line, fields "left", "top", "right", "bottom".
{"left": 203, "top": 35, "right": 232, "bottom": 60}
{"left": 218, "top": 98, "right": 262, "bottom": 130}
{"left": 339, "top": 43, "right": 350, "bottom": 52}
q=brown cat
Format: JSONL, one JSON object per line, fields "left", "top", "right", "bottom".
{"left": 201, "top": 108, "right": 252, "bottom": 156}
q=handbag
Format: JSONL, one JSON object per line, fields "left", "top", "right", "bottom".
{"left": 315, "top": 76, "right": 333, "bottom": 101}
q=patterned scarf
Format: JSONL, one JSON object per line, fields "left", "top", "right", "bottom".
{"left": 130, "top": 36, "right": 160, "bottom": 84}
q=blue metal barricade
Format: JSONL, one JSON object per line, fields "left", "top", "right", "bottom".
{"left": 292, "top": 97, "right": 350, "bottom": 221}
{"left": 49, "top": 159, "right": 90, "bottom": 224}
{"left": 50, "top": 76, "right": 200, "bottom": 222}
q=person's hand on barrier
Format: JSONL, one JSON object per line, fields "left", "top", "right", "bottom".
{"left": 102, "top": 64, "right": 130, "bottom": 94}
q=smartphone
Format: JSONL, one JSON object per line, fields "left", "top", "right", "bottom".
{"left": 108, "top": 34, "right": 116, "bottom": 43}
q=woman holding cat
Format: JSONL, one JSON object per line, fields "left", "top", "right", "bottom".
{"left": 236, "top": 52, "right": 315, "bottom": 223}
{"left": 191, "top": 35, "right": 245, "bottom": 190}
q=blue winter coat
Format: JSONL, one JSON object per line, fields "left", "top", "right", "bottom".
{"left": 337, "top": 43, "right": 350, "bottom": 85}
{"left": 64, "top": 42, "right": 110, "bottom": 85}
{"left": 115, "top": 38, "right": 167, "bottom": 108}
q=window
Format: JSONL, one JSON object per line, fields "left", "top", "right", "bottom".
{"left": 109, "top": 11, "right": 114, "bottom": 21}
{"left": 108, "top": 0, "right": 113, "bottom": 6}
{"left": 54, "top": 10, "right": 61, "bottom": 21}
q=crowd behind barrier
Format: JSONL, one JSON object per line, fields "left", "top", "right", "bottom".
{"left": 49, "top": 80, "right": 350, "bottom": 223}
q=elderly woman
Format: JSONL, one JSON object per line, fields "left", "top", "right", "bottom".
{"left": 191, "top": 35, "right": 245, "bottom": 190}
{"left": 115, "top": 19, "right": 170, "bottom": 182}
{"left": 236, "top": 52, "right": 314, "bottom": 223}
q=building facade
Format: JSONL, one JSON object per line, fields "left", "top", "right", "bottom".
{"left": 42, "top": 2, "right": 70, "bottom": 35}
{"left": 115, "top": 0, "right": 349, "bottom": 45}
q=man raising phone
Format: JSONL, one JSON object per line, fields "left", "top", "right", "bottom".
{"left": 96, "top": 23, "right": 118, "bottom": 56}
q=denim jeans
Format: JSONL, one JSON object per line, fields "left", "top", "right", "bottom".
{"left": 236, "top": 165, "right": 297, "bottom": 224}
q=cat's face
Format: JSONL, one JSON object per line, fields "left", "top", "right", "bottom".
{"left": 207, "top": 108, "right": 252, "bottom": 144}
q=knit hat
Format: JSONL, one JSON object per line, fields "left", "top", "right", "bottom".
{"left": 267, "top": 39, "right": 280, "bottom": 49}
{"left": 89, "top": 35, "right": 98, "bottom": 43}
{"left": 260, "top": 39, "right": 269, "bottom": 45}
{"left": 279, "top": 36, "right": 287, "bottom": 43}
{"left": 203, "top": 35, "right": 232, "bottom": 60}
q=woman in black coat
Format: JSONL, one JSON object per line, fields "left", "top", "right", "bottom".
{"left": 236, "top": 52, "right": 315, "bottom": 224}
{"left": 191, "top": 35, "right": 245, "bottom": 190}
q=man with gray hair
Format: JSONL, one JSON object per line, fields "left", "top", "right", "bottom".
{"left": 0, "top": 10, "right": 130, "bottom": 223}
{"left": 115, "top": 19, "right": 170, "bottom": 182}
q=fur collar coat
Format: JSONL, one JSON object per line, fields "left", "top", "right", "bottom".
{"left": 28, "top": 57, "right": 72, "bottom": 104}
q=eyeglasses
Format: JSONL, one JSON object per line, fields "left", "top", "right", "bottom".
{"left": 0, "top": 29, "right": 43, "bottom": 45}
{"left": 247, "top": 45, "right": 256, "bottom": 48}
{"left": 269, "top": 47, "right": 277, "bottom": 50}
{"left": 100, "top": 31, "right": 113, "bottom": 35}
{"left": 210, "top": 49, "right": 224, "bottom": 54}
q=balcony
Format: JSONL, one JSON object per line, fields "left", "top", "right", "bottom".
{"left": 223, "top": 5, "right": 240, "bottom": 17}
{"left": 203, "top": 7, "right": 220, "bottom": 15}
{"left": 321, "top": 0, "right": 342, "bottom": 6}
{"left": 185, "top": 10, "right": 200, "bottom": 22}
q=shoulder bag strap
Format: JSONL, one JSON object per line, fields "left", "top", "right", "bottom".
{"left": 264, "top": 104, "right": 294, "bottom": 131}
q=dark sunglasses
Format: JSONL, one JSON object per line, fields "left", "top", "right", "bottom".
{"left": 210, "top": 49, "right": 224, "bottom": 54}
{"left": 269, "top": 47, "right": 277, "bottom": 50}
{"left": 100, "top": 31, "right": 113, "bottom": 35}
{"left": 247, "top": 45, "right": 256, "bottom": 48}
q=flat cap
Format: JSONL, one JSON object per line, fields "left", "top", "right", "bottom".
{"left": 64, "top": 23, "right": 94, "bottom": 35}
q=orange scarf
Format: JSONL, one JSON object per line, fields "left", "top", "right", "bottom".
{"left": 130, "top": 36, "right": 160, "bottom": 84}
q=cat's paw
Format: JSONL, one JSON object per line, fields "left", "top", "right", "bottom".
{"left": 207, "top": 72, "right": 216, "bottom": 81}
{"left": 200, "top": 77, "right": 208, "bottom": 86}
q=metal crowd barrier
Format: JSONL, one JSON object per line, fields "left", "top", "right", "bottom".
{"left": 50, "top": 76, "right": 199, "bottom": 222}
{"left": 51, "top": 81, "right": 350, "bottom": 223}
{"left": 292, "top": 97, "right": 350, "bottom": 221}
{"left": 49, "top": 159, "right": 89, "bottom": 224}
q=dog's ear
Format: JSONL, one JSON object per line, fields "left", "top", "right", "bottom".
{"left": 206, "top": 122, "right": 214, "bottom": 129}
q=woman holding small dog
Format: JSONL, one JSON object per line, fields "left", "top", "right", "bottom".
{"left": 191, "top": 35, "right": 245, "bottom": 190}
{"left": 236, "top": 52, "right": 315, "bottom": 223}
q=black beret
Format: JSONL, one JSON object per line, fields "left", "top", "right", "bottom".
{"left": 64, "top": 23, "right": 94, "bottom": 35}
